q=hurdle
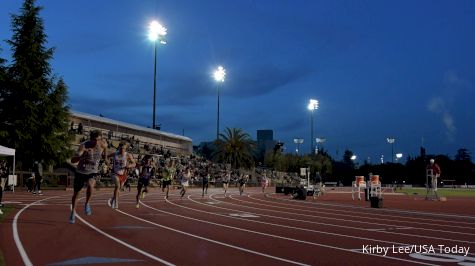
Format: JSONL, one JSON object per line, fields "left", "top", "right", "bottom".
{"left": 425, "top": 169, "right": 439, "bottom": 200}
{"left": 352, "top": 176, "right": 366, "bottom": 200}
{"left": 368, "top": 175, "right": 382, "bottom": 200}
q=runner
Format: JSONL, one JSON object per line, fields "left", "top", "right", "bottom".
{"left": 136, "top": 155, "right": 155, "bottom": 208}
{"left": 108, "top": 141, "right": 136, "bottom": 209}
{"left": 202, "top": 168, "right": 209, "bottom": 197}
{"left": 261, "top": 172, "right": 269, "bottom": 193}
{"left": 69, "top": 130, "right": 108, "bottom": 224}
{"left": 162, "top": 159, "right": 175, "bottom": 199}
{"left": 239, "top": 174, "right": 248, "bottom": 196}
{"left": 180, "top": 166, "right": 191, "bottom": 198}
{"left": 222, "top": 170, "right": 230, "bottom": 197}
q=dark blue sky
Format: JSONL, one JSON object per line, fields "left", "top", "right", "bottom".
{"left": 1, "top": 0, "right": 474, "bottom": 163}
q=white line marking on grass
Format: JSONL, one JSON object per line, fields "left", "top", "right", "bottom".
{"left": 75, "top": 213, "right": 175, "bottom": 266}
{"left": 116, "top": 207, "right": 309, "bottom": 266}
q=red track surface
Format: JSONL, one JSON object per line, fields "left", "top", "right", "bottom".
{"left": 1, "top": 187, "right": 474, "bottom": 265}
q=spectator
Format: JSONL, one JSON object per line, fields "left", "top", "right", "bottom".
{"left": 0, "top": 160, "right": 8, "bottom": 213}
{"left": 33, "top": 161, "right": 43, "bottom": 195}
{"left": 77, "top": 123, "right": 83, "bottom": 134}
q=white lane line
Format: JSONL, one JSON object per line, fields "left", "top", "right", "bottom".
{"left": 137, "top": 198, "right": 435, "bottom": 265}
{"left": 13, "top": 195, "right": 64, "bottom": 266}
{"left": 74, "top": 214, "right": 175, "bottom": 266}
{"left": 264, "top": 193, "right": 475, "bottom": 224}
{"left": 235, "top": 195, "right": 475, "bottom": 239}
{"left": 186, "top": 195, "right": 407, "bottom": 246}
{"left": 116, "top": 207, "right": 309, "bottom": 266}
{"left": 202, "top": 194, "right": 475, "bottom": 259}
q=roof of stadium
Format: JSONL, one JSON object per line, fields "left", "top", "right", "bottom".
{"left": 71, "top": 110, "right": 192, "bottom": 142}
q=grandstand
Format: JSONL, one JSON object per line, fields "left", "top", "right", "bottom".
{"left": 69, "top": 111, "right": 192, "bottom": 155}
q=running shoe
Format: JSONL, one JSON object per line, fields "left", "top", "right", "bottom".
{"left": 136, "top": 203, "right": 140, "bottom": 208}
{"left": 69, "top": 212, "right": 75, "bottom": 224}
{"left": 108, "top": 198, "right": 114, "bottom": 208}
{"left": 85, "top": 203, "right": 92, "bottom": 216}
{"left": 0, "top": 209, "right": 3, "bottom": 215}
{"left": 141, "top": 191, "right": 146, "bottom": 199}
{"left": 113, "top": 201, "right": 118, "bottom": 209}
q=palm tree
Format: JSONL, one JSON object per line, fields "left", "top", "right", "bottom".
{"left": 213, "top": 127, "right": 256, "bottom": 169}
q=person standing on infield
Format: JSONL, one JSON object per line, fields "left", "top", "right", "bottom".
{"left": 108, "top": 142, "right": 136, "bottom": 209}
{"left": 69, "top": 130, "right": 108, "bottom": 224}
{"left": 427, "top": 158, "right": 441, "bottom": 191}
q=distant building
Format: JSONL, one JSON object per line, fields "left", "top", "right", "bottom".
{"left": 257, "top": 129, "right": 277, "bottom": 162}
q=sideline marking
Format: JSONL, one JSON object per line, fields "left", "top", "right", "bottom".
{"left": 229, "top": 213, "right": 260, "bottom": 218}
{"left": 13, "top": 195, "right": 64, "bottom": 266}
{"left": 48, "top": 256, "right": 143, "bottom": 265}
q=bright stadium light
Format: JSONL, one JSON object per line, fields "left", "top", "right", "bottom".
{"left": 214, "top": 66, "right": 226, "bottom": 140}
{"left": 308, "top": 99, "right": 319, "bottom": 154}
{"left": 148, "top": 21, "right": 167, "bottom": 41}
{"left": 214, "top": 66, "right": 226, "bottom": 82}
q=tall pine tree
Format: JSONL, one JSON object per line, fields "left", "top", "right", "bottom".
{"left": 0, "top": 0, "right": 71, "bottom": 168}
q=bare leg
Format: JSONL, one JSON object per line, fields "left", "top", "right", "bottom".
{"left": 85, "top": 178, "right": 95, "bottom": 205}
{"left": 71, "top": 190, "right": 80, "bottom": 212}
{"left": 111, "top": 176, "right": 119, "bottom": 208}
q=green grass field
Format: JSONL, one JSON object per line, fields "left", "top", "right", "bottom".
{"left": 400, "top": 188, "right": 475, "bottom": 197}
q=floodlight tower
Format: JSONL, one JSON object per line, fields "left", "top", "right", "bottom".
{"left": 293, "top": 138, "right": 304, "bottom": 155}
{"left": 386, "top": 137, "right": 396, "bottom": 163}
{"left": 148, "top": 21, "right": 167, "bottom": 129}
{"left": 308, "top": 99, "right": 319, "bottom": 154}
{"left": 214, "top": 66, "right": 226, "bottom": 140}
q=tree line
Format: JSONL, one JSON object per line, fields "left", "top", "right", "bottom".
{"left": 0, "top": 0, "right": 72, "bottom": 170}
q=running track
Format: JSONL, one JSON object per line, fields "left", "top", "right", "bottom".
{"left": 1, "top": 187, "right": 474, "bottom": 265}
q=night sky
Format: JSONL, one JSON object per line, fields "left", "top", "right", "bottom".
{"left": 1, "top": 0, "right": 474, "bottom": 163}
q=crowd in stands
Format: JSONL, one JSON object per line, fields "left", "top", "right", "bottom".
{"left": 68, "top": 122, "right": 302, "bottom": 189}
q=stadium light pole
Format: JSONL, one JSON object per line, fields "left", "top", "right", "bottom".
{"left": 386, "top": 137, "right": 395, "bottom": 163}
{"left": 293, "top": 138, "right": 304, "bottom": 155}
{"left": 148, "top": 21, "right": 167, "bottom": 130}
{"left": 316, "top": 137, "right": 326, "bottom": 154}
{"left": 214, "top": 66, "right": 226, "bottom": 140}
{"left": 308, "top": 99, "right": 319, "bottom": 154}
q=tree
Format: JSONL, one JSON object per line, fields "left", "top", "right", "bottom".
{"left": 213, "top": 127, "right": 256, "bottom": 169}
{"left": 455, "top": 148, "right": 471, "bottom": 162}
{"left": 0, "top": 50, "right": 9, "bottom": 132}
{"left": 0, "top": 0, "right": 71, "bottom": 168}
